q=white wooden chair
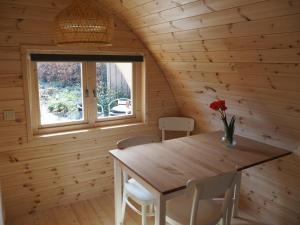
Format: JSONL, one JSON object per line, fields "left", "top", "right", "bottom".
{"left": 158, "top": 117, "right": 194, "bottom": 141}
{"left": 117, "top": 136, "right": 161, "bottom": 225}
{"left": 166, "top": 171, "right": 238, "bottom": 225}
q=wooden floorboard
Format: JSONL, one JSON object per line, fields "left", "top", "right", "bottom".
{"left": 9, "top": 194, "right": 266, "bottom": 225}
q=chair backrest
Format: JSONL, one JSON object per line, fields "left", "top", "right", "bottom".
{"left": 159, "top": 117, "right": 194, "bottom": 140}
{"left": 186, "top": 171, "right": 237, "bottom": 225}
{"left": 117, "top": 135, "right": 161, "bottom": 150}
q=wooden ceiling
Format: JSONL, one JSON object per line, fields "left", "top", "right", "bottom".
{"left": 101, "top": 0, "right": 300, "bottom": 151}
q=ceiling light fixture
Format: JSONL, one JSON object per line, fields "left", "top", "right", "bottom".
{"left": 55, "top": 0, "right": 114, "bottom": 45}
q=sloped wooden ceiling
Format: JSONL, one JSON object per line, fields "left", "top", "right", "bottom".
{"left": 101, "top": 0, "right": 300, "bottom": 225}
{"left": 102, "top": 0, "right": 300, "bottom": 151}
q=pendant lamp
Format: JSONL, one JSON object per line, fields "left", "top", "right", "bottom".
{"left": 55, "top": 0, "right": 114, "bottom": 45}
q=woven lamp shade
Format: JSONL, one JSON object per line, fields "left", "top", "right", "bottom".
{"left": 55, "top": 0, "right": 114, "bottom": 45}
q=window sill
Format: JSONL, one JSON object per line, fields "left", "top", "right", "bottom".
{"left": 30, "top": 121, "right": 147, "bottom": 144}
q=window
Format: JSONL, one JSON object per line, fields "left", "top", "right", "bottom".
{"left": 96, "top": 62, "right": 133, "bottom": 119}
{"left": 37, "top": 62, "right": 84, "bottom": 125}
{"left": 26, "top": 52, "right": 145, "bottom": 135}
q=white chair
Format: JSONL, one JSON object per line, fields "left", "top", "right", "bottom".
{"left": 117, "top": 136, "right": 161, "bottom": 225}
{"left": 159, "top": 117, "right": 195, "bottom": 141}
{"left": 166, "top": 171, "right": 238, "bottom": 225}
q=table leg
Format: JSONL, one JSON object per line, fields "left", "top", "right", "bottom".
{"left": 233, "top": 171, "right": 242, "bottom": 217}
{"left": 155, "top": 194, "right": 166, "bottom": 225}
{"left": 114, "top": 160, "right": 122, "bottom": 225}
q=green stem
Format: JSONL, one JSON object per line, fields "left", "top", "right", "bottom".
{"left": 222, "top": 116, "right": 235, "bottom": 144}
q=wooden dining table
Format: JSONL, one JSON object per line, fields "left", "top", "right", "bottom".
{"left": 109, "top": 131, "right": 291, "bottom": 225}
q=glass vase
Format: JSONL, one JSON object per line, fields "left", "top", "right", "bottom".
{"left": 222, "top": 119, "right": 236, "bottom": 148}
{"left": 221, "top": 135, "right": 236, "bottom": 148}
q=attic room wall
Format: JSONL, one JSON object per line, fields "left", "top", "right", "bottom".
{"left": 102, "top": 0, "right": 300, "bottom": 224}
{"left": 0, "top": 0, "right": 179, "bottom": 219}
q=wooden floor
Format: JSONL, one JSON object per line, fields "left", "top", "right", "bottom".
{"left": 9, "top": 195, "right": 265, "bottom": 225}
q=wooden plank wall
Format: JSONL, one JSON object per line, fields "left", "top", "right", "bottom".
{"left": 0, "top": 0, "right": 179, "bottom": 220}
{"left": 100, "top": 0, "right": 300, "bottom": 224}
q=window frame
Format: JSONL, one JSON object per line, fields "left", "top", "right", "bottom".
{"left": 22, "top": 48, "right": 146, "bottom": 138}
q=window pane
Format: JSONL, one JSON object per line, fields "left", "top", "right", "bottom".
{"left": 37, "top": 62, "right": 84, "bottom": 125}
{"left": 96, "top": 63, "right": 133, "bottom": 118}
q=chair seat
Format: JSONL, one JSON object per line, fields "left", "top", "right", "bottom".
{"left": 167, "top": 195, "right": 223, "bottom": 225}
{"left": 125, "top": 178, "right": 155, "bottom": 203}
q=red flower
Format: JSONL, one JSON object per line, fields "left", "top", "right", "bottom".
{"left": 210, "top": 101, "right": 218, "bottom": 110}
{"left": 210, "top": 100, "right": 227, "bottom": 111}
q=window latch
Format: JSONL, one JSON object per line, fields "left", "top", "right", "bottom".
{"left": 93, "top": 89, "right": 97, "bottom": 98}
{"left": 85, "top": 88, "right": 89, "bottom": 97}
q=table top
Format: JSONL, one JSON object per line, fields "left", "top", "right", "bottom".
{"left": 110, "top": 131, "right": 291, "bottom": 195}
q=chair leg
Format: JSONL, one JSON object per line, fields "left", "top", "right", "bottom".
{"left": 121, "top": 192, "right": 127, "bottom": 224}
{"left": 162, "top": 130, "right": 165, "bottom": 141}
{"left": 222, "top": 216, "right": 226, "bottom": 225}
{"left": 149, "top": 204, "right": 154, "bottom": 214}
{"left": 224, "top": 201, "right": 234, "bottom": 225}
{"left": 141, "top": 204, "right": 147, "bottom": 225}
{"left": 233, "top": 171, "right": 242, "bottom": 217}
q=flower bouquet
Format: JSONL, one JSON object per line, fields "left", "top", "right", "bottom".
{"left": 210, "top": 100, "right": 236, "bottom": 147}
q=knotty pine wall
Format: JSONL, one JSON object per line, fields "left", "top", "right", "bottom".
{"left": 0, "top": 0, "right": 179, "bottom": 220}
{"left": 102, "top": 0, "right": 300, "bottom": 224}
